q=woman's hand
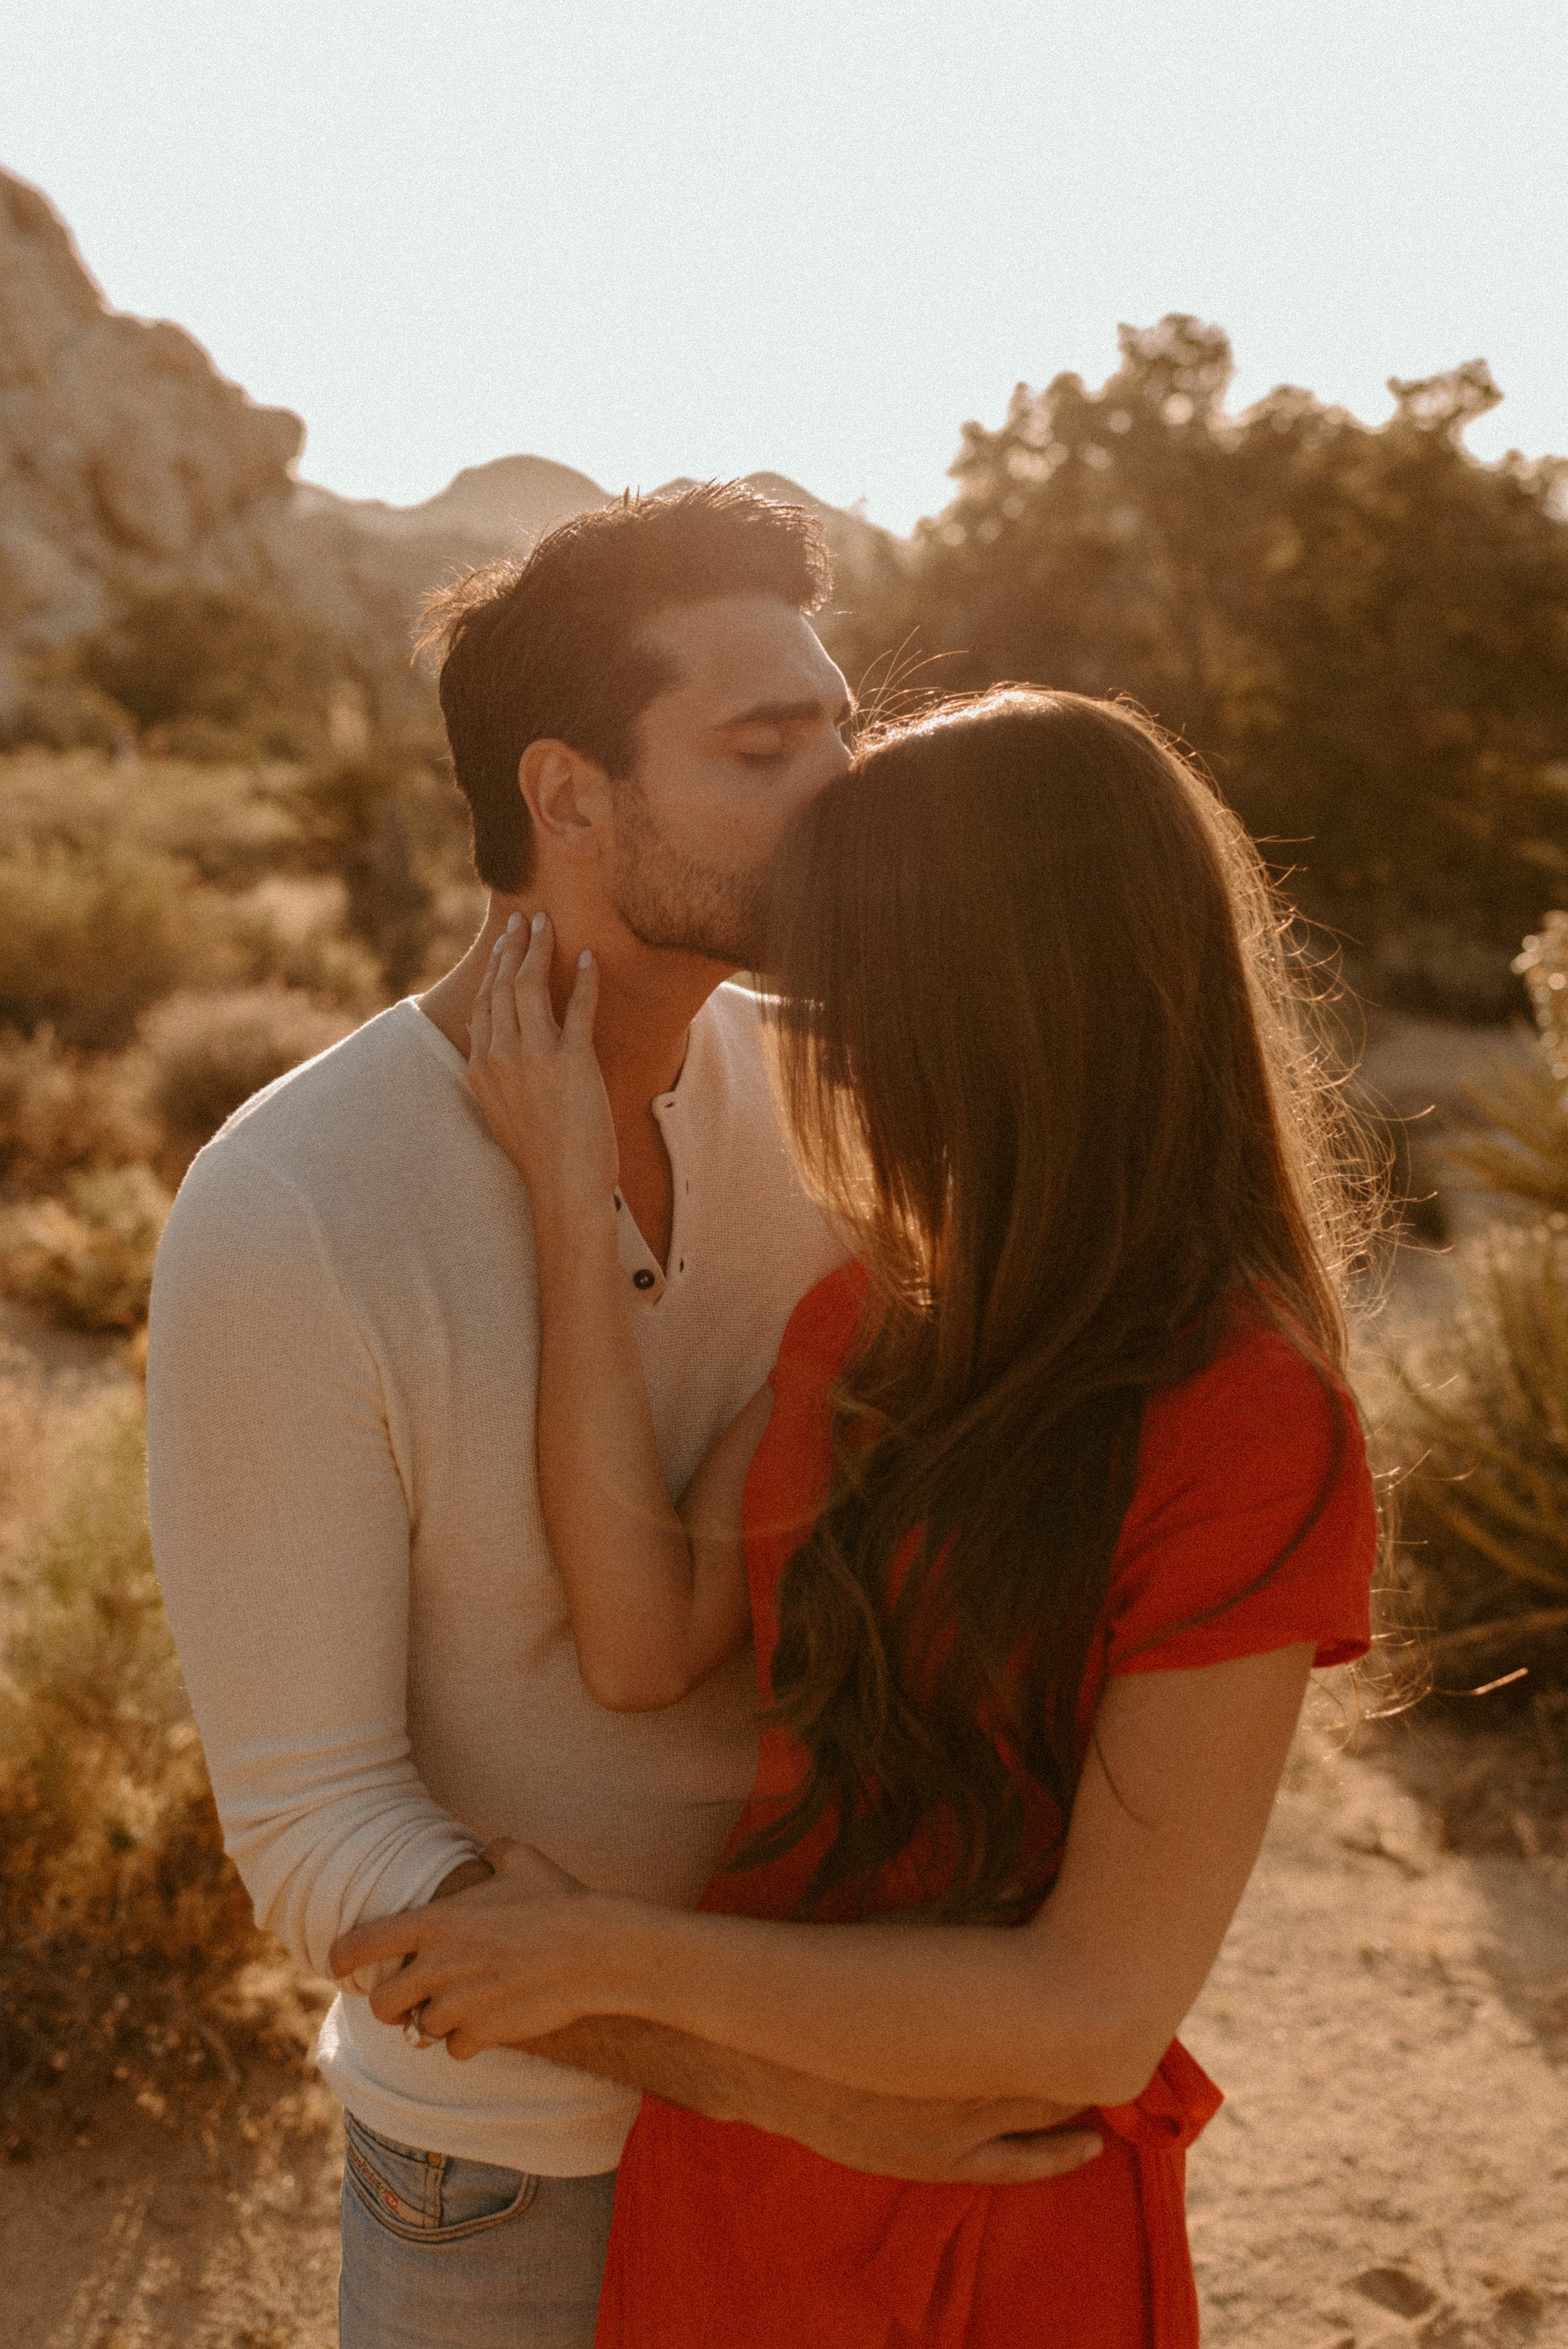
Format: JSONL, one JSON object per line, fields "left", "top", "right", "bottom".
{"left": 329, "top": 1840, "right": 609, "bottom": 2062}
{"left": 468, "top": 912, "right": 618, "bottom": 1231}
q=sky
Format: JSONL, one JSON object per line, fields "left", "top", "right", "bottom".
{"left": 3, "top": 1, "right": 1565, "bottom": 534}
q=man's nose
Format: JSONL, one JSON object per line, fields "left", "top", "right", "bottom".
{"left": 820, "top": 723, "right": 853, "bottom": 780}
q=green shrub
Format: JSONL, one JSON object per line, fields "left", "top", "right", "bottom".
{"left": 1391, "top": 1221, "right": 1568, "bottom": 1699}
{"left": 0, "top": 1392, "right": 265, "bottom": 2126}
{"left": 0, "top": 1164, "right": 172, "bottom": 1333}
{"left": 139, "top": 987, "right": 356, "bottom": 1174}
{"left": 0, "top": 837, "right": 219, "bottom": 1049}
{"left": 75, "top": 588, "right": 343, "bottom": 762}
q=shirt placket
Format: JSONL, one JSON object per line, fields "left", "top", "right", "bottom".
{"left": 613, "top": 1088, "right": 694, "bottom": 1304}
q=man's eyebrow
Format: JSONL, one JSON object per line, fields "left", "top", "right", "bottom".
{"left": 716, "top": 694, "right": 856, "bottom": 729}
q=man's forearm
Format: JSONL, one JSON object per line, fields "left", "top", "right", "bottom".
{"left": 522, "top": 2015, "right": 1086, "bottom": 2183}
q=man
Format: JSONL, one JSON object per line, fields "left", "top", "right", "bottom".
{"left": 149, "top": 484, "right": 1089, "bottom": 2349}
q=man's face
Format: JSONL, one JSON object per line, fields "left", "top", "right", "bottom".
{"left": 607, "top": 594, "right": 852, "bottom": 970}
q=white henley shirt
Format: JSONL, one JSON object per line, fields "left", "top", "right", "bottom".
{"left": 147, "top": 987, "right": 845, "bottom": 2175}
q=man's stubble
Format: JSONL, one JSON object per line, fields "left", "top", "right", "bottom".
{"left": 608, "top": 771, "right": 772, "bottom": 972}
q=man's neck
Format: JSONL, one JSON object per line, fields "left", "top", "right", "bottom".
{"left": 419, "top": 898, "right": 733, "bottom": 1266}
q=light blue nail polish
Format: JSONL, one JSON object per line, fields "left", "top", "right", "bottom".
{"left": 506, "top": 911, "right": 522, "bottom": 933}
{"left": 532, "top": 910, "right": 548, "bottom": 933}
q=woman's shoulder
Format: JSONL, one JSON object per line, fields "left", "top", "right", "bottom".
{"left": 1106, "top": 1293, "right": 1377, "bottom": 1675}
{"left": 1138, "top": 1293, "right": 1354, "bottom": 1481}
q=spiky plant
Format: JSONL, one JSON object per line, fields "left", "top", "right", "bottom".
{"left": 1448, "top": 909, "right": 1568, "bottom": 1214}
{"left": 1394, "top": 1219, "right": 1568, "bottom": 1696}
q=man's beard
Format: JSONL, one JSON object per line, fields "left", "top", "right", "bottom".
{"left": 608, "top": 772, "right": 771, "bottom": 970}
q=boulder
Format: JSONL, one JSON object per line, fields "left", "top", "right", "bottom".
{"left": 0, "top": 167, "right": 304, "bottom": 709}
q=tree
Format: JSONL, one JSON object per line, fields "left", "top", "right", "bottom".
{"left": 849, "top": 319, "right": 1568, "bottom": 1015}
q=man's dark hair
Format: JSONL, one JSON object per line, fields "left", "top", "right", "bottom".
{"left": 418, "top": 481, "right": 833, "bottom": 891}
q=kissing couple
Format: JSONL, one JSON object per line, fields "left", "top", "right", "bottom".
{"left": 150, "top": 482, "right": 1375, "bottom": 2347}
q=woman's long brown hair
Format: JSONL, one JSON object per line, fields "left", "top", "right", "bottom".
{"left": 741, "top": 688, "right": 1369, "bottom": 1923}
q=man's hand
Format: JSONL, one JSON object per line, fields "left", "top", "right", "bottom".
{"left": 524, "top": 2015, "right": 1103, "bottom": 2186}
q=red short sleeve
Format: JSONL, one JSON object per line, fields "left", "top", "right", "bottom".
{"left": 1103, "top": 1315, "right": 1376, "bottom": 1677}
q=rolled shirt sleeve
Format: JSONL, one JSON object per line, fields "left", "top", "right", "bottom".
{"left": 147, "top": 1145, "right": 480, "bottom": 1978}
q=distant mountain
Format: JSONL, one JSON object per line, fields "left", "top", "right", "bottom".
{"left": 292, "top": 453, "right": 611, "bottom": 548}
{"left": 0, "top": 162, "right": 900, "bottom": 733}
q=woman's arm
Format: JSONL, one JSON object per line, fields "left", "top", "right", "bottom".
{"left": 332, "top": 1642, "right": 1313, "bottom": 2109}
{"left": 467, "top": 915, "right": 756, "bottom": 1709}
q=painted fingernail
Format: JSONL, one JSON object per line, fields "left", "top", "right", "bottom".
{"left": 578, "top": 948, "right": 593, "bottom": 968}
{"left": 531, "top": 910, "right": 548, "bottom": 933}
{"left": 506, "top": 911, "right": 522, "bottom": 933}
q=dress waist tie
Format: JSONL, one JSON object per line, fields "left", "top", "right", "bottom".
{"left": 860, "top": 2039, "right": 1221, "bottom": 2348}
{"left": 1098, "top": 2039, "right": 1224, "bottom": 2349}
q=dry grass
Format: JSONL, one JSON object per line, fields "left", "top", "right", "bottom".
{"left": 0, "top": 1369, "right": 277, "bottom": 2150}
{"left": 0, "top": 1166, "right": 172, "bottom": 1334}
{"left": 0, "top": 1026, "right": 154, "bottom": 1197}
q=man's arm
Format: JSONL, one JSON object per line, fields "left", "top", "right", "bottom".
{"left": 147, "top": 1147, "right": 483, "bottom": 1975}
{"left": 522, "top": 2017, "right": 1101, "bottom": 2185}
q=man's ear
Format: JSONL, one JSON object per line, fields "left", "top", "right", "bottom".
{"left": 519, "top": 740, "right": 613, "bottom": 862}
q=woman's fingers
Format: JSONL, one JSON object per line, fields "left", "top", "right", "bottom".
{"left": 512, "top": 911, "right": 563, "bottom": 1054}
{"left": 486, "top": 918, "right": 527, "bottom": 1056}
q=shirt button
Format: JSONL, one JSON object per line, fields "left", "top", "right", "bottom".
{"left": 632, "top": 1269, "right": 656, "bottom": 1291}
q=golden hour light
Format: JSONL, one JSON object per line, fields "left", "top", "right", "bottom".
{"left": 1, "top": 6, "right": 1565, "bottom": 2345}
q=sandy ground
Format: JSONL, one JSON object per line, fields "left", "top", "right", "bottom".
{"left": 3, "top": 1709, "right": 1564, "bottom": 2349}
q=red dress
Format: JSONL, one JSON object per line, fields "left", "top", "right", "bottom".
{"left": 596, "top": 1267, "right": 1377, "bottom": 2348}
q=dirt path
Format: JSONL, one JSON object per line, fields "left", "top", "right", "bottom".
{"left": 1185, "top": 1711, "right": 1568, "bottom": 2347}
{"left": 4, "top": 1712, "right": 1564, "bottom": 2348}
{"left": 0, "top": 2074, "right": 342, "bottom": 2349}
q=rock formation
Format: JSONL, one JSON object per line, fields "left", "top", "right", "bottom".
{"left": 0, "top": 164, "right": 900, "bottom": 733}
{"left": 0, "top": 167, "right": 304, "bottom": 708}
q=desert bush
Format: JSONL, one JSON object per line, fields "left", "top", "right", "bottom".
{"left": 0, "top": 837, "right": 220, "bottom": 1049}
{"left": 295, "top": 755, "right": 443, "bottom": 995}
{"left": 1391, "top": 1221, "right": 1568, "bottom": 1701}
{"left": 0, "top": 744, "right": 310, "bottom": 889}
{"left": 0, "top": 1392, "right": 266, "bottom": 2129}
{"left": 75, "top": 587, "right": 344, "bottom": 763}
{"left": 0, "top": 1026, "right": 154, "bottom": 1196}
{"left": 226, "top": 874, "right": 388, "bottom": 1009}
{"left": 138, "top": 987, "right": 356, "bottom": 1175}
{"left": 0, "top": 1165, "right": 172, "bottom": 1333}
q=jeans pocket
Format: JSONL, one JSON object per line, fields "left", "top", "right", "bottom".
{"left": 342, "top": 2113, "right": 538, "bottom": 2244}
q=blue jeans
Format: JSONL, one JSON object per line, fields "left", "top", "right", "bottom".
{"left": 338, "top": 2109, "right": 617, "bottom": 2349}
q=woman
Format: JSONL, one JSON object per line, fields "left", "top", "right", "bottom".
{"left": 334, "top": 690, "right": 1378, "bottom": 2346}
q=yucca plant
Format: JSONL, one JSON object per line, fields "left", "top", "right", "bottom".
{"left": 1385, "top": 915, "right": 1568, "bottom": 1699}
{"left": 1448, "top": 909, "right": 1568, "bottom": 1214}
{"left": 1394, "top": 1222, "right": 1568, "bottom": 1697}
